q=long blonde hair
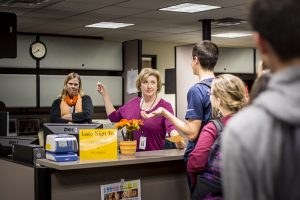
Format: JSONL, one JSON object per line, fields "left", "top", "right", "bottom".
{"left": 211, "top": 74, "right": 248, "bottom": 118}
{"left": 59, "top": 72, "right": 84, "bottom": 99}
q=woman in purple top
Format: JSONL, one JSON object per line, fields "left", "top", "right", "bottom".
{"left": 97, "top": 68, "right": 185, "bottom": 151}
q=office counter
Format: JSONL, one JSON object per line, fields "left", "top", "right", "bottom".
{"left": 38, "top": 149, "right": 189, "bottom": 200}
{"left": 37, "top": 149, "right": 184, "bottom": 170}
{"left": 1, "top": 149, "right": 189, "bottom": 200}
{"left": 0, "top": 158, "right": 35, "bottom": 200}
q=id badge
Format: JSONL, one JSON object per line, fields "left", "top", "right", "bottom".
{"left": 139, "top": 136, "right": 147, "bottom": 150}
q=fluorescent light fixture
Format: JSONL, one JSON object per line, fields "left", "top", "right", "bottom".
{"left": 159, "top": 3, "right": 220, "bottom": 13}
{"left": 85, "top": 22, "right": 134, "bottom": 29}
{"left": 212, "top": 32, "right": 252, "bottom": 38}
{"left": 212, "top": 18, "right": 247, "bottom": 26}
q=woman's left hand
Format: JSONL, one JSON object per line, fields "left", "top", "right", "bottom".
{"left": 141, "top": 107, "right": 165, "bottom": 119}
{"left": 175, "top": 140, "right": 186, "bottom": 150}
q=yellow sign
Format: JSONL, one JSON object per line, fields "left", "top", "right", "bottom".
{"left": 79, "top": 129, "right": 118, "bottom": 160}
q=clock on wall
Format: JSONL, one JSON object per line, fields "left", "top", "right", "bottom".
{"left": 30, "top": 41, "right": 47, "bottom": 60}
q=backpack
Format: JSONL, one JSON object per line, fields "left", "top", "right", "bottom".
{"left": 191, "top": 119, "right": 224, "bottom": 200}
{"left": 184, "top": 80, "right": 212, "bottom": 163}
{"left": 273, "top": 121, "right": 300, "bottom": 200}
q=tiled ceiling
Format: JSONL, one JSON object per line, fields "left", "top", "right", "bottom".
{"left": 0, "top": 0, "right": 255, "bottom": 47}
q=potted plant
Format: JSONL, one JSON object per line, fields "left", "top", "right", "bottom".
{"left": 115, "top": 119, "right": 143, "bottom": 155}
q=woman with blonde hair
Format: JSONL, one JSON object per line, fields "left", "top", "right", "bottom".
{"left": 97, "top": 68, "right": 184, "bottom": 151}
{"left": 50, "top": 72, "right": 93, "bottom": 123}
{"left": 187, "top": 74, "right": 248, "bottom": 199}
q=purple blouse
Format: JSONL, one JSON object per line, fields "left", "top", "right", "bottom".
{"left": 108, "top": 97, "right": 176, "bottom": 151}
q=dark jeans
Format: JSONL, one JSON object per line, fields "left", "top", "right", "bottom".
{"left": 184, "top": 141, "right": 197, "bottom": 192}
{"left": 191, "top": 176, "right": 223, "bottom": 200}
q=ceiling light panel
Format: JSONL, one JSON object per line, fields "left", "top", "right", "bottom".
{"left": 85, "top": 22, "right": 134, "bottom": 29}
{"left": 212, "top": 32, "right": 252, "bottom": 38}
{"left": 159, "top": 3, "right": 221, "bottom": 13}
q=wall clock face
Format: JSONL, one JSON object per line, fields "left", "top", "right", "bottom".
{"left": 30, "top": 41, "right": 47, "bottom": 59}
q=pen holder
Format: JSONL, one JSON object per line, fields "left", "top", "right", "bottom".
{"left": 119, "top": 140, "right": 137, "bottom": 155}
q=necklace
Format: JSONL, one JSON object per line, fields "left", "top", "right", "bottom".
{"left": 140, "top": 94, "right": 157, "bottom": 138}
{"left": 140, "top": 94, "right": 157, "bottom": 111}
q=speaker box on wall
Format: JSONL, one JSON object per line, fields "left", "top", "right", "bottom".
{"left": 165, "top": 68, "right": 176, "bottom": 94}
{"left": 0, "top": 12, "right": 17, "bottom": 58}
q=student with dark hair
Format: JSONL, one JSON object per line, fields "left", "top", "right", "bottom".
{"left": 142, "top": 40, "right": 219, "bottom": 190}
{"left": 50, "top": 72, "right": 93, "bottom": 123}
{"left": 222, "top": 0, "right": 300, "bottom": 199}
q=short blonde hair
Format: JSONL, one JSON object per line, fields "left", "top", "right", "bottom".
{"left": 211, "top": 74, "right": 248, "bottom": 118}
{"left": 136, "top": 68, "right": 162, "bottom": 93}
{"left": 59, "top": 72, "right": 84, "bottom": 99}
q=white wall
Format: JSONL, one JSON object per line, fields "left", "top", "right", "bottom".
{"left": 0, "top": 35, "right": 123, "bottom": 108}
{"left": 175, "top": 44, "right": 198, "bottom": 121}
{"left": 40, "top": 36, "right": 122, "bottom": 70}
{"left": 0, "top": 74, "right": 36, "bottom": 107}
{"left": 214, "top": 48, "right": 254, "bottom": 73}
{"left": 142, "top": 40, "right": 186, "bottom": 111}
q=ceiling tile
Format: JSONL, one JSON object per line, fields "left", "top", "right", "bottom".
{"left": 2, "top": 0, "right": 254, "bottom": 46}
{"left": 117, "top": 0, "right": 179, "bottom": 9}
{"left": 45, "top": 1, "right": 105, "bottom": 12}
{"left": 92, "top": 6, "right": 148, "bottom": 15}
{"left": 65, "top": 0, "right": 126, "bottom": 5}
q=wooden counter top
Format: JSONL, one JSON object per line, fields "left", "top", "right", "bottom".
{"left": 36, "top": 149, "right": 185, "bottom": 170}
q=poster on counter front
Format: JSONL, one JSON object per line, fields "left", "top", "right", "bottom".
{"left": 100, "top": 179, "right": 141, "bottom": 200}
{"left": 79, "top": 129, "right": 118, "bottom": 160}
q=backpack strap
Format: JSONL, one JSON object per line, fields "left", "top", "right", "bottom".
{"left": 210, "top": 119, "right": 224, "bottom": 137}
{"left": 197, "top": 80, "right": 212, "bottom": 102}
{"left": 197, "top": 80, "right": 212, "bottom": 88}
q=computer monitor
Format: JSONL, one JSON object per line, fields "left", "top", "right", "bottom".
{"left": 18, "top": 119, "right": 40, "bottom": 136}
{"left": 8, "top": 119, "right": 17, "bottom": 136}
{"left": 0, "top": 111, "right": 9, "bottom": 136}
{"left": 0, "top": 112, "right": 17, "bottom": 136}
{"left": 43, "top": 123, "right": 103, "bottom": 149}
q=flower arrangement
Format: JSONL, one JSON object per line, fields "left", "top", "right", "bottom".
{"left": 115, "top": 119, "right": 144, "bottom": 141}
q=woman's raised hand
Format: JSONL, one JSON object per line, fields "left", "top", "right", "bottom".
{"left": 97, "top": 82, "right": 106, "bottom": 95}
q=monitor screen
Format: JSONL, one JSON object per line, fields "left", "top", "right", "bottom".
{"left": 0, "top": 111, "right": 8, "bottom": 136}
{"left": 43, "top": 123, "right": 103, "bottom": 149}
{"left": 18, "top": 119, "right": 40, "bottom": 136}
{"left": 8, "top": 119, "right": 17, "bottom": 136}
